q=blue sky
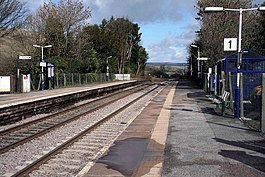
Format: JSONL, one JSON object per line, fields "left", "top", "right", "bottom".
{"left": 24, "top": 0, "right": 264, "bottom": 63}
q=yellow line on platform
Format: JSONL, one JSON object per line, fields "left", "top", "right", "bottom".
{"left": 143, "top": 86, "right": 175, "bottom": 177}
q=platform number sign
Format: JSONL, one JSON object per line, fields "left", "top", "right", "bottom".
{"left": 224, "top": 38, "right": 237, "bottom": 51}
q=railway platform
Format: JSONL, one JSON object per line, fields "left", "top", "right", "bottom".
{"left": 0, "top": 80, "right": 139, "bottom": 125}
{"left": 0, "top": 81, "right": 137, "bottom": 108}
{"left": 81, "top": 80, "right": 265, "bottom": 177}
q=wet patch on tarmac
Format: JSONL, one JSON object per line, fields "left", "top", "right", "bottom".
{"left": 97, "top": 137, "right": 163, "bottom": 177}
{"left": 97, "top": 137, "right": 149, "bottom": 176}
{"left": 134, "top": 139, "right": 164, "bottom": 176}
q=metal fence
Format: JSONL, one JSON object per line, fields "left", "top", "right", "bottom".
{"left": 206, "top": 72, "right": 263, "bottom": 132}
{"left": 260, "top": 74, "right": 265, "bottom": 133}
{"left": 53, "top": 73, "right": 107, "bottom": 88}
{"left": 13, "top": 73, "right": 115, "bottom": 93}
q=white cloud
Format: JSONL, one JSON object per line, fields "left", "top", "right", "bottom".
{"left": 85, "top": 0, "right": 196, "bottom": 24}
{"left": 147, "top": 20, "right": 199, "bottom": 63}
{"left": 23, "top": 0, "right": 199, "bottom": 64}
{"left": 83, "top": 0, "right": 198, "bottom": 63}
{"left": 22, "top": 0, "right": 47, "bottom": 11}
{"left": 254, "top": 0, "right": 264, "bottom": 5}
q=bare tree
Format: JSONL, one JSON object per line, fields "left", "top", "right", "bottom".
{"left": 0, "top": 0, "right": 27, "bottom": 37}
{"left": 27, "top": 0, "right": 91, "bottom": 58}
{"left": 195, "top": 0, "right": 256, "bottom": 66}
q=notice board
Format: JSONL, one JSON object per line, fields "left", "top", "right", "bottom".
{"left": 0, "top": 76, "right": 11, "bottom": 93}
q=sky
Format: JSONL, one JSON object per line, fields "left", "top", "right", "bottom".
{"left": 24, "top": 0, "right": 264, "bottom": 63}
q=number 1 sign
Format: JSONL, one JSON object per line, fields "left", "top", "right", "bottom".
{"left": 224, "top": 38, "right": 237, "bottom": 51}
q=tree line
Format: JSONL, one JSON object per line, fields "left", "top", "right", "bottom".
{"left": 188, "top": 0, "right": 265, "bottom": 79}
{"left": 0, "top": 0, "right": 148, "bottom": 78}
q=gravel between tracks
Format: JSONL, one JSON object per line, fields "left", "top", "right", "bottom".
{"left": 0, "top": 97, "right": 97, "bottom": 132}
{"left": 0, "top": 86, "right": 138, "bottom": 132}
{"left": 0, "top": 86, "right": 160, "bottom": 176}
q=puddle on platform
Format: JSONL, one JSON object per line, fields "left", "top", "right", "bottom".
{"left": 97, "top": 137, "right": 163, "bottom": 177}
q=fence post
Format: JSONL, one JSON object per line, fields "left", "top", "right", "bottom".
{"left": 37, "top": 74, "right": 41, "bottom": 90}
{"left": 221, "top": 71, "right": 225, "bottom": 95}
{"left": 228, "top": 72, "right": 234, "bottom": 110}
{"left": 71, "top": 73, "right": 74, "bottom": 86}
{"left": 64, "top": 73, "right": 66, "bottom": 87}
{"left": 79, "top": 74, "right": 81, "bottom": 85}
{"left": 205, "top": 74, "right": 208, "bottom": 93}
{"left": 240, "top": 73, "right": 244, "bottom": 118}
{"left": 56, "top": 72, "right": 59, "bottom": 88}
{"left": 261, "top": 73, "right": 265, "bottom": 133}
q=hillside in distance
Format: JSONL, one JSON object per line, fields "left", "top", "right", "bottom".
{"left": 145, "top": 62, "right": 188, "bottom": 76}
{"left": 147, "top": 62, "right": 187, "bottom": 66}
{"left": 0, "top": 30, "right": 33, "bottom": 75}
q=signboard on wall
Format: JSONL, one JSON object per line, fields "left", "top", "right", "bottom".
{"left": 0, "top": 76, "right": 11, "bottom": 93}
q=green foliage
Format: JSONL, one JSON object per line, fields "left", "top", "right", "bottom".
{"left": 80, "top": 17, "right": 148, "bottom": 76}
{"left": 68, "top": 58, "right": 82, "bottom": 73}
{"left": 81, "top": 48, "right": 99, "bottom": 73}
{"left": 130, "top": 39, "right": 148, "bottom": 76}
{"left": 87, "top": 73, "right": 97, "bottom": 82}
{"left": 151, "top": 69, "right": 169, "bottom": 79}
{"left": 46, "top": 56, "right": 68, "bottom": 73}
{"left": 44, "top": 16, "right": 66, "bottom": 57}
{"left": 1, "top": 2, "right": 149, "bottom": 77}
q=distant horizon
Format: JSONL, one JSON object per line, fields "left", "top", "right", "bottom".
{"left": 147, "top": 62, "right": 187, "bottom": 64}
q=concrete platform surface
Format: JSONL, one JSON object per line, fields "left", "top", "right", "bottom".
{"left": 0, "top": 81, "right": 136, "bottom": 108}
{"left": 81, "top": 80, "right": 265, "bottom": 177}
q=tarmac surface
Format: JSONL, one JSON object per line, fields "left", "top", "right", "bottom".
{"left": 162, "top": 81, "right": 265, "bottom": 177}
{"left": 82, "top": 80, "right": 265, "bottom": 177}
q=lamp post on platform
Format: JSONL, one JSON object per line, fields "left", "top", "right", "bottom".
{"left": 33, "top": 44, "right": 52, "bottom": 91}
{"left": 106, "top": 56, "right": 112, "bottom": 81}
{"left": 204, "top": 6, "right": 265, "bottom": 119}
{"left": 191, "top": 44, "right": 200, "bottom": 78}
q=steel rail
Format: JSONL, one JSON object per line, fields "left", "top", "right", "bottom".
{"left": 11, "top": 85, "right": 159, "bottom": 177}
{"left": 0, "top": 85, "right": 143, "bottom": 136}
{"left": 0, "top": 85, "right": 150, "bottom": 154}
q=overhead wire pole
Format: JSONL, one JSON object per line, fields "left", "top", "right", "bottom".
{"left": 204, "top": 6, "right": 265, "bottom": 119}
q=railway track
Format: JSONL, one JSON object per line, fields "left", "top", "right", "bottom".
{"left": 2, "top": 84, "right": 161, "bottom": 176}
{"left": 0, "top": 84, "right": 150, "bottom": 154}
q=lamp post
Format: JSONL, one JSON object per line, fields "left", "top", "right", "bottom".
{"left": 190, "top": 57, "right": 193, "bottom": 77}
{"left": 33, "top": 44, "right": 52, "bottom": 91}
{"left": 204, "top": 6, "right": 265, "bottom": 119}
{"left": 191, "top": 44, "right": 200, "bottom": 78}
{"left": 106, "top": 56, "right": 112, "bottom": 81}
